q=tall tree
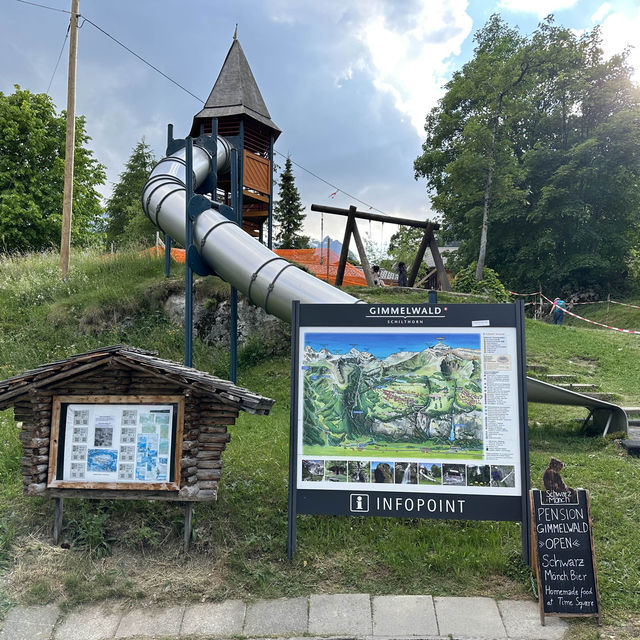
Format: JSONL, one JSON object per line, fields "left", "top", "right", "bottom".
{"left": 415, "top": 16, "right": 530, "bottom": 281}
{"left": 0, "top": 86, "right": 105, "bottom": 253}
{"left": 273, "top": 156, "right": 309, "bottom": 249}
{"left": 415, "top": 17, "right": 640, "bottom": 294}
{"left": 104, "top": 138, "right": 156, "bottom": 246}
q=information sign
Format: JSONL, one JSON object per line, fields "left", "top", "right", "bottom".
{"left": 530, "top": 489, "right": 601, "bottom": 624}
{"left": 48, "top": 395, "right": 184, "bottom": 491}
{"left": 288, "top": 302, "right": 530, "bottom": 558}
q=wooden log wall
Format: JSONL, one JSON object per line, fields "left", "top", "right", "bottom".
{"left": 18, "top": 361, "right": 236, "bottom": 502}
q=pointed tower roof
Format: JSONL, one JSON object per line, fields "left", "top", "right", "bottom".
{"left": 191, "top": 39, "right": 281, "bottom": 138}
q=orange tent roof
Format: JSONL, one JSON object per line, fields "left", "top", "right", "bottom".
{"left": 145, "top": 246, "right": 368, "bottom": 287}
{"left": 144, "top": 246, "right": 186, "bottom": 263}
{"left": 274, "top": 248, "right": 368, "bottom": 287}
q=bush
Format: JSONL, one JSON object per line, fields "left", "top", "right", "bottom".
{"left": 452, "top": 264, "right": 511, "bottom": 302}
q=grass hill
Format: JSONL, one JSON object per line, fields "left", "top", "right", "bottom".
{"left": 1, "top": 249, "right": 639, "bottom": 637}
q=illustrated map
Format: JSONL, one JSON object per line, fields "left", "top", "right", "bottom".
{"left": 302, "top": 332, "right": 484, "bottom": 460}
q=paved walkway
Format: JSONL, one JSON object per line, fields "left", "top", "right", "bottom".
{"left": 0, "top": 594, "right": 568, "bottom": 640}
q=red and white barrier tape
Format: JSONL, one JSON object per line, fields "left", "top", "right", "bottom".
{"left": 540, "top": 294, "right": 640, "bottom": 334}
{"left": 508, "top": 290, "right": 539, "bottom": 297}
{"left": 610, "top": 300, "right": 640, "bottom": 310}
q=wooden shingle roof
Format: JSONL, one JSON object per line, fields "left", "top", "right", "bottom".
{"left": 191, "top": 39, "right": 281, "bottom": 138}
{"left": 0, "top": 345, "right": 274, "bottom": 415}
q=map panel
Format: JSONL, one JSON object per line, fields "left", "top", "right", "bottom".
{"left": 302, "top": 332, "right": 483, "bottom": 460}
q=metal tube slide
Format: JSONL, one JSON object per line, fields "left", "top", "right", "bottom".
{"left": 142, "top": 140, "right": 360, "bottom": 322}
{"left": 141, "top": 140, "right": 626, "bottom": 433}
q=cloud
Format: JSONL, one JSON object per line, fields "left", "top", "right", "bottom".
{"left": 355, "top": 1, "right": 473, "bottom": 136}
{"left": 590, "top": 2, "right": 612, "bottom": 22}
{"left": 265, "top": 0, "right": 472, "bottom": 137}
{"left": 498, "top": 0, "right": 578, "bottom": 18}
{"left": 597, "top": 6, "right": 640, "bottom": 83}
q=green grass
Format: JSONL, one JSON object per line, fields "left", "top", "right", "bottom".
{"left": 0, "top": 249, "right": 639, "bottom": 635}
{"left": 562, "top": 298, "right": 640, "bottom": 334}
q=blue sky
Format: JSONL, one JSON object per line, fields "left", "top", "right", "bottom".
{"left": 2, "top": 0, "right": 638, "bottom": 248}
{"left": 304, "top": 332, "right": 480, "bottom": 357}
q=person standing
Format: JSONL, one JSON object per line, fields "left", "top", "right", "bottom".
{"left": 397, "top": 262, "right": 408, "bottom": 287}
{"left": 372, "top": 265, "right": 385, "bottom": 287}
{"left": 552, "top": 298, "right": 567, "bottom": 325}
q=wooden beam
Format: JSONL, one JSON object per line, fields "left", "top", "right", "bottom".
{"left": 408, "top": 223, "right": 435, "bottom": 287}
{"left": 335, "top": 209, "right": 355, "bottom": 287}
{"left": 428, "top": 235, "right": 452, "bottom": 291}
{"left": 184, "top": 502, "right": 193, "bottom": 553}
{"left": 416, "top": 268, "right": 437, "bottom": 288}
{"left": 53, "top": 497, "right": 64, "bottom": 545}
{"left": 311, "top": 204, "right": 439, "bottom": 230}
{"left": 350, "top": 210, "right": 374, "bottom": 287}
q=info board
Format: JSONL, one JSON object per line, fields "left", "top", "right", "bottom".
{"left": 288, "top": 302, "right": 530, "bottom": 559}
{"left": 530, "top": 489, "right": 601, "bottom": 624}
{"left": 48, "top": 395, "right": 184, "bottom": 491}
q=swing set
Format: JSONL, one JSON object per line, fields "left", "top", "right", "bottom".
{"left": 310, "top": 204, "right": 451, "bottom": 290}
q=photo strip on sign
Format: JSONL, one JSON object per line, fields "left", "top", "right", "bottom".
{"left": 288, "top": 302, "right": 530, "bottom": 544}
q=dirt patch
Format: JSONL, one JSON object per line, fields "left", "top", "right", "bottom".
{"left": 567, "top": 357, "right": 599, "bottom": 373}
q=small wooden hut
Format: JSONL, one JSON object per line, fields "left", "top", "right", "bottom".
{"left": 0, "top": 345, "right": 274, "bottom": 503}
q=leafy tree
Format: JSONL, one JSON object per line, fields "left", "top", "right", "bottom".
{"left": 0, "top": 86, "right": 105, "bottom": 252}
{"left": 104, "top": 139, "right": 156, "bottom": 246}
{"left": 273, "top": 156, "right": 309, "bottom": 249}
{"left": 387, "top": 226, "right": 423, "bottom": 265}
{"left": 452, "top": 264, "right": 510, "bottom": 302}
{"left": 415, "top": 16, "right": 530, "bottom": 282}
{"left": 415, "top": 17, "right": 640, "bottom": 294}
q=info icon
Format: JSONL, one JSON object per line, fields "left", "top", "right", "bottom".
{"left": 350, "top": 494, "right": 369, "bottom": 513}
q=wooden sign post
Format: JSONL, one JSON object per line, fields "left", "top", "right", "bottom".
{"left": 530, "top": 488, "right": 601, "bottom": 625}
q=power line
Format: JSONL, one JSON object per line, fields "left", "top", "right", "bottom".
{"left": 80, "top": 16, "right": 204, "bottom": 104}
{"left": 274, "top": 150, "right": 389, "bottom": 216}
{"left": 15, "top": 0, "right": 394, "bottom": 220}
{"left": 16, "top": 0, "right": 70, "bottom": 13}
{"left": 46, "top": 23, "right": 70, "bottom": 94}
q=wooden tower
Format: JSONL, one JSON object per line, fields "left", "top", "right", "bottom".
{"left": 190, "top": 37, "right": 281, "bottom": 245}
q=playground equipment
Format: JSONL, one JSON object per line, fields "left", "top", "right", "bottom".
{"left": 310, "top": 204, "right": 451, "bottom": 290}
{"left": 142, "top": 37, "right": 627, "bottom": 435}
{"left": 142, "top": 139, "right": 360, "bottom": 322}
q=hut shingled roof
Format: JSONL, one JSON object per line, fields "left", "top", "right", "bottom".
{"left": 0, "top": 345, "right": 274, "bottom": 415}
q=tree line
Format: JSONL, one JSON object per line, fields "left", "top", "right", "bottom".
{"left": 414, "top": 15, "right": 640, "bottom": 294}
{"left": 3, "top": 14, "right": 639, "bottom": 299}
{"left": 0, "top": 85, "right": 308, "bottom": 253}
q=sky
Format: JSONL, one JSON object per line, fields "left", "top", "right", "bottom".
{"left": 304, "top": 332, "right": 480, "bottom": 357}
{"left": 1, "top": 0, "right": 639, "bottom": 249}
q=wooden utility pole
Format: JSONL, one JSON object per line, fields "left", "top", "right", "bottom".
{"left": 60, "top": 0, "right": 79, "bottom": 276}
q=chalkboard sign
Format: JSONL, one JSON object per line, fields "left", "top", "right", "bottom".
{"left": 530, "top": 489, "right": 601, "bottom": 624}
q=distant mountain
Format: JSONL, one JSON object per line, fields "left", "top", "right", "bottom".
{"left": 309, "top": 236, "right": 344, "bottom": 257}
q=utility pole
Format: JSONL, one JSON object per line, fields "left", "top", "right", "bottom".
{"left": 60, "top": 0, "right": 79, "bottom": 276}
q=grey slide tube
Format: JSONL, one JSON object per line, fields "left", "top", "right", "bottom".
{"left": 141, "top": 139, "right": 627, "bottom": 432}
{"left": 142, "top": 139, "right": 360, "bottom": 322}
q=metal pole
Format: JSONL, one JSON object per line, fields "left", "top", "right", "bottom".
{"left": 164, "top": 234, "right": 172, "bottom": 277}
{"left": 60, "top": 0, "right": 79, "bottom": 276}
{"left": 163, "top": 125, "right": 174, "bottom": 277}
{"left": 268, "top": 132, "right": 274, "bottom": 249}
{"left": 230, "top": 147, "right": 239, "bottom": 383}
{"left": 184, "top": 138, "right": 194, "bottom": 368}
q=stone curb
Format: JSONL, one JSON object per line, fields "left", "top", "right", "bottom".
{"left": 0, "top": 596, "right": 568, "bottom": 640}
